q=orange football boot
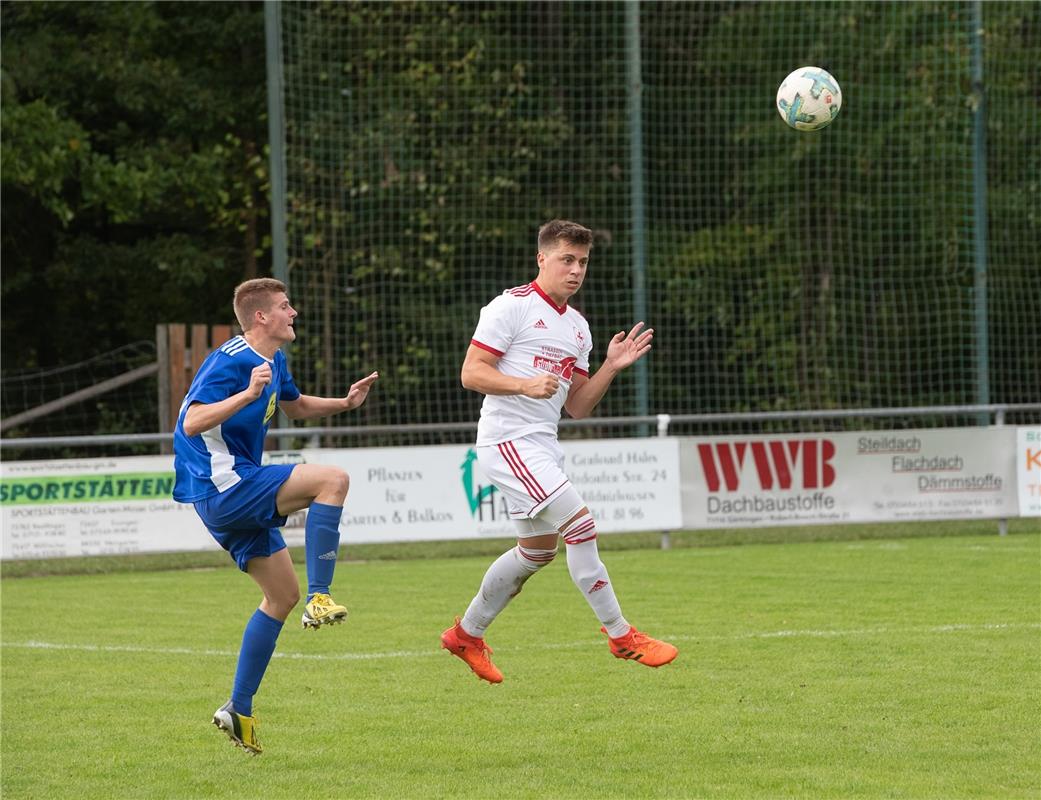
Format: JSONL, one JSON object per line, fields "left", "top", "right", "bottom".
{"left": 602, "top": 626, "right": 678, "bottom": 667}
{"left": 441, "top": 618, "right": 503, "bottom": 684}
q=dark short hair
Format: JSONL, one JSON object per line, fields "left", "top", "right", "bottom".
{"left": 537, "top": 219, "right": 593, "bottom": 252}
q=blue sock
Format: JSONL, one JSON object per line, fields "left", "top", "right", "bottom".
{"left": 231, "top": 609, "right": 283, "bottom": 717}
{"left": 305, "top": 501, "right": 343, "bottom": 600}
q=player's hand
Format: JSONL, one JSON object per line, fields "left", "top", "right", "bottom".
{"left": 345, "top": 371, "right": 379, "bottom": 410}
{"left": 245, "top": 363, "right": 272, "bottom": 399}
{"left": 604, "top": 322, "right": 653, "bottom": 371}
{"left": 522, "top": 374, "right": 559, "bottom": 399}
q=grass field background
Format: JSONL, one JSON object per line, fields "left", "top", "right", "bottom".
{"left": 2, "top": 529, "right": 1039, "bottom": 799}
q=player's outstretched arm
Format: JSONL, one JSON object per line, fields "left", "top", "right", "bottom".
{"left": 564, "top": 322, "right": 653, "bottom": 419}
{"left": 461, "top": 345, "right": 558, "bottom": 398}
{"left": 281, "top": 371, "right": 380, "bottom": 419}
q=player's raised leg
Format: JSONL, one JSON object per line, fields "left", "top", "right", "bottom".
{"left": 276, "top": 464, "right": 350, "bottom": 628}
{"left": 214, "top": 547, "right": 299, "bottom": 754}
{"left": 560, "top": 507, "right": 678, "bottom": 668}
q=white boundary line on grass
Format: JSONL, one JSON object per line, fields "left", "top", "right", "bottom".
{"left": 2, "top": 622, "right": 1038, "bottom": 662}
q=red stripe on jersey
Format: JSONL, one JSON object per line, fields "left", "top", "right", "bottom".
{"left": 497, "top": 441, "right": 545, "bottom": 501}
{"left": 573, "top": 366, "right": 589, "bottom": 378}
{"left": 470, "top": 339, "right": 505, "bottom": 357}
{"left": 508, "top": 285, "right": 535, "bottom": 296}
{"left": 530, "top": 281, "right": 568, "bottom": 315}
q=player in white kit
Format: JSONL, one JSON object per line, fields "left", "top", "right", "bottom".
{"left": 441, "top": 219, "right": 678, "bottom": 683}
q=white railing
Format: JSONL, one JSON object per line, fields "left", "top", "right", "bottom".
{"left": 1, "top": 404, "right": 1038, "bottom": 450}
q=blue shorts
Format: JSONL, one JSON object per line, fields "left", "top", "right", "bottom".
{"left": 194, "top": 464, "right": 297, "bottom": 572}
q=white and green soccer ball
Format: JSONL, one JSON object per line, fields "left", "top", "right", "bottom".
{"left": 776, "top": 67, "right": 842, "bottom": 131}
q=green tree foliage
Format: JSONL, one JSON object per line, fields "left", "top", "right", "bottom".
{"left": 1, "top": 1, "right": 270, "bottom": 369}
{"left": 283, "top": 2, "right": 581, "bottom": 419}
{"left": 281, "top": 1, "right": 1037, "bottom": 427}
{"left": 643, "top": 2, "right": 1039, "bottom": 414}
{"left": 2, "top": 1, "right": 1035, "bottom": 439}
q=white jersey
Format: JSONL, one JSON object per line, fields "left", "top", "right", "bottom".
{"left": 471, "top": 281, "right": 593, "bottom": 446}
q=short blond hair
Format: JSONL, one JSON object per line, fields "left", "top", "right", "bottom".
{"left": 233, "top": 278, "right": 287, "bottom": 331}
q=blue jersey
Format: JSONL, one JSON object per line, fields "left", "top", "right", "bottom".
{"left": 173, "top": 336, "right": 301, "bottom": 502}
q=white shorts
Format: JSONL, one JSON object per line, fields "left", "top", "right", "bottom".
{"left": 476, "top": 432, "right": 573, "bottom": 520}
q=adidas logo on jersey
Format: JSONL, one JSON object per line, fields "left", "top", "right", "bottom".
{"left": 534, "top": 319, "right": 548, "bottom": 329}
{"left": 318, "top": 550, "right": 338, "bottom": 560}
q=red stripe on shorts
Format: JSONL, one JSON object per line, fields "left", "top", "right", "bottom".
{"left": 504, "top": 440, "right": 546, "bottom": 499}
{"left": 497, "top": 441, "right": 545, "bottom": 501}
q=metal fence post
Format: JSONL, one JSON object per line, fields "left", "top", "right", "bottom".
{"left": 971, "top": 1, "right": 991, "bottom": 427}
{"left": 626, "top": 0, "right": 650, "bottom": 434}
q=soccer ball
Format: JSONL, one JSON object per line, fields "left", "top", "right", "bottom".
{"left": 776, "top": 67, "right": 842, "bottom": 131}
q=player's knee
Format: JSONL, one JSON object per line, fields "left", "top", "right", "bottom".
{"left": 538, "top": 485, "right": 587, "bottom": 533}
{"left": 285, "top": 586, "right": 302, "bottom": 613}
{"left": 516, "top": 543, "right": 557, "bottom": 572}
{"left": 324, "top": 467, "right": 349, "bottom": 502}
{"left": 268, "top": 584, "right": 301, "bottom": 617}
{"left": 560, "top": 510, "right": 597, "bottom": 546}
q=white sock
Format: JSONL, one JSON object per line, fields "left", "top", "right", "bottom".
{"left": 565, "top": 537, "right": 630, "bottom": 638}
{"left": 461, "top": 545, "right": 555, "bottom": 637}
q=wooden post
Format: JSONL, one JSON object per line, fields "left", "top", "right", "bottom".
{"left": 190, "top": 325, "right": 208, "bottom": 377}
{"left": 157, "top": 323, "right": 238, "bottom": 452}
{"left": 210, "top": 325, "right": 233, "bottom": 349}
{"left": 156, "top": 324, "right": 171, "bottom": 454}
{"left": 166, "top": 324, "right": 187, "bottom": 433}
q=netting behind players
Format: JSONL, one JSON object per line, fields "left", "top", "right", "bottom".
{"left": 0, "top": 342, "right": 158, "bottom": 445}
{"left": 275, "top": 2, "right": 1038, "bottom": 436}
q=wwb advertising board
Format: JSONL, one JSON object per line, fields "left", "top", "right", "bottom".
{"left": 678, "top": 427, "right": 1031, "bottom": 529}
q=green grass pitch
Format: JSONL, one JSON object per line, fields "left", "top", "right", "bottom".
{"left": 2, "top": 531, "right": 1039, "bottom": 799}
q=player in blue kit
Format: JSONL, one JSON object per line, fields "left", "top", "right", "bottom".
{"left": 173, "top": 277, "right": 378, "bottom": 754}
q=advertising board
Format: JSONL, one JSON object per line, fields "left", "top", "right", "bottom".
{"left": 678, "top": 427, "right": 1020, "bottom": 528}
{"left": 1, "top": 438, "right": 682, "bottom": 558}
